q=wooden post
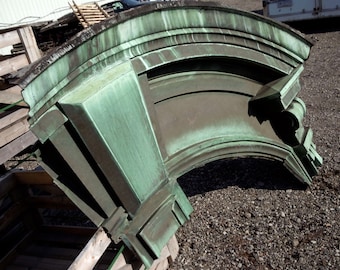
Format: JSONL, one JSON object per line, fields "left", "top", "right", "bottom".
{"left": 17, "top": 26, "right": 42, "bottom": 63}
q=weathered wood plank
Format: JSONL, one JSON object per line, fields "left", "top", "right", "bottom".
{"left": 36, "top": 225, "right": 96, "bottom": 246}
{"left": 14, "top": 170, "right": 53, "bottom": 185}
{"left": 3, "top": 265, "right": 28, "bottom": 270}
{"left": 23, "top": 245, "right": 82, "bottom": 261}
{"left": 11, "top": 255, "right": 72, "bottom": 269}
{"left": 96, "top": 2, "right": 110, "bottom": 17}
{"left": 0, "top": 108, "right": 29, "bottom": 148}
{"left": 0, "top": 119, "right": 29, "bottom": 147}
{"left": 68, "top": 227, "right": 111, "bottom": 270}
{"left": 71, "top": 1, "right": 108, "bottom": 28}
{"left": 0, "top": 85, "right": 26, "bottom": 106}
{"left": 39, "top": 225, "right": 96, "bottom": 236}
{"left": 0, "top": 108, "right": 28, "bottom": 130}
{"left": 0, "top": 172, "right": 17, "bottom": 199}
{"left": 0, "top": 231, "right": 34, "bottom": 269}
{"left": 108, "top": 252, "right": 130, "bottom": 270}
{"left": 0, "top": 130, "right": 37, "bottom": 165}
{"left": 28, "top": 195, "right": 75, "bottom": 209}
{"left": 0, "top": 202, "right": 26, "bottom": 232}
{"left": 0, "top": 118, "right": 29, "bottom": 147}
{"left": 166, "top": 235, "right": 179, "bottom": 264}
{"left": 0, "top": 30, "right": 20, "bottom": 49}
{"left": 32, "top": 184, "right": 65, "bottom": 195}
{"left": 0, "top": 54, "right": 29, "bottom": 77}
{"left": 17, "top": 27, "right": 42, "bottom": 63}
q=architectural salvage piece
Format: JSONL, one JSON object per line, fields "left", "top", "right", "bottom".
{"left": 21, "top": 1, "right": 322, "bottom": 268}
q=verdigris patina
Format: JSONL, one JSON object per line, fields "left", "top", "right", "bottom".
{"left": 21, "top": 1, "right": 322, "bottom": 267}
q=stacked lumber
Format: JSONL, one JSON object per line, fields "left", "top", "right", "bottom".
{"left": 70, "top": 1, "right": 110, "bottom": 28}
{"left": 0, "top": 27, "right": 41, "bottom": 77}
{"left": 0, "top": 26, "right": 41, "bottom": 165}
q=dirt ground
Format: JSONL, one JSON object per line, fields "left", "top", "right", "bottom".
{"left": 171, "top": 1, "right": 340, "bottom": 269}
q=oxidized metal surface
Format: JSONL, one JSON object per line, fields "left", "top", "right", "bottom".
{"left": 21, "top": 1, "right": 322, "bottom": 267}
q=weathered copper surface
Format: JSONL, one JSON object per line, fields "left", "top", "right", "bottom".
{"left": 21, "top": 1, "right": 322, "bottom": 267}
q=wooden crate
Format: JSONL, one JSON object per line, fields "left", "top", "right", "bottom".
{"left": 0, "top": 170, "right": 178, "bottom": 270}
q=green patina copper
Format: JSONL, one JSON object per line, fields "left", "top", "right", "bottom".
{"left": 21, "top": 1, "right": 322, "bottom": 267}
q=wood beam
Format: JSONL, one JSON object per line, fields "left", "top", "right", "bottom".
{"left": 0, "top": 130, "right": 37, "bottom": 165}
{"left": 0, "top": 30, "right": 21, "bottom": 49}
{"left": 17, "top": 27, "right": 42, "bottom": 63}
{"left": 0, "top": 54, "right": 29, "bottom": 77}
{"left": 0, "top": 85, "right": 26, "bottom": 106}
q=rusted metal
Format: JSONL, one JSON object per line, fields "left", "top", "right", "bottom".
{"left": 20, "top": 1, "right": 322, "bottom": 267}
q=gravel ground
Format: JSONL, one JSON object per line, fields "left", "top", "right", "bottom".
{"left": 171, "top": 1, "right": 340, "bottom": 269}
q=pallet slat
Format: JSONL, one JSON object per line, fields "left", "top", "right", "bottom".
{"left": 0, "top": 108, "right": 29, "bottom": 148}
{"left": 68, "top": 227, "right": 111, "bottom": 270}
{"left": 0, "top": 85, "right": 26, "bottom": 106}
{"left": 0, "top": 54, "right": 29, "bottom": 77}
{"left": 0, "top": 119, "right": 29, "bottom": 148}
{"left": 0, "top": 231, "right": 34, "bottom": 269}
{"left": 0, "top": 202, "right": 27, "bottom": 232}
{"left": 0, "top": 172, "right": 17, "bottom": 198}
{"left": 71, "top": 1, "right": 109, "bottom": 28}
{"left": 32, "top": 184, "right": 65, "bottom": 195}
{"left": 14, "top": 170, "right": 53, "bottom": 185}
{"left": 0, "top": 108, "right": 28, "bottom": 130}
{"left": 0, "top": 130, "right": 37, "bottom": 165}
{"left": 11, "top": 255, "right": 72, "bottom": 270}
{"left": 0, "top": 30, "right": 21, "bottom": 49}
{"left": 28, "top": 195, "right": 75, "bottom": 209}
{"left": 23, "top": 245, "right": 82, "bottom": 260}
{"left": 35, "top": 226, "right": 94, "bottom": 246}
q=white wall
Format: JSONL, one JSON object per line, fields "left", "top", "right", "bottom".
{"left": 0, "top": 0, "right": 115, "bottom": 30}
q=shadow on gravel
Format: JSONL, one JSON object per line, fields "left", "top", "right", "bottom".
{"left": 178, "top": 158, "right": 307, "bottom": 197}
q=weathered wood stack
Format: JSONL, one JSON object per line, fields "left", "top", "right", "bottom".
{"left": 0, "top": 26, "right": 40, "bottom": 165}
{"left": 70, "top": 1, "right": 110, "bottom": 28}
{"left": 0, "top": 169, "right": 179, "bottom": 269}
{"left": 0, "top": 169, "right": 119, "bottom": 269}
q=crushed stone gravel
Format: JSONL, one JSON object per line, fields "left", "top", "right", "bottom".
{"left": 170, "top": 1, "right": 339, "bottom": 269}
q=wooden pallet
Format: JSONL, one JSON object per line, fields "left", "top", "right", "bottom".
{"left": 70, "top": 1, "right": 110, "bottom": 28}
{"left": 0, "top": 170, "right": 178, "bottom": 270}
